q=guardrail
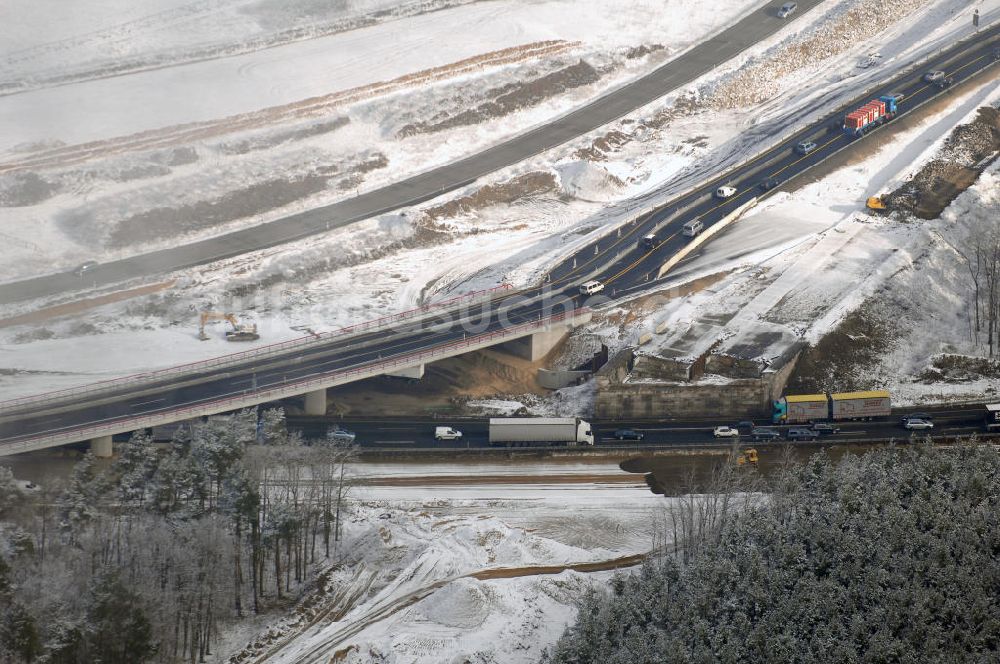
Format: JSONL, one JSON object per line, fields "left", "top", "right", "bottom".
{"left": 0, "top": 308, "right": 586, "bottom": 454}
{"left": 0, "top": 283, "right": 513, "bottom": 414}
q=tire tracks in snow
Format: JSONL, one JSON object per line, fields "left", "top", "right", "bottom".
{"left": 257, "top": 551, "right": 648, "bottom": 663}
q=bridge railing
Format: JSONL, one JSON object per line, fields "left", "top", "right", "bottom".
{"left": 0, "top": 308, "right": 584, "bottom": 453}
{"left": 0, "top": 283, "right": 513, "bottom": 414}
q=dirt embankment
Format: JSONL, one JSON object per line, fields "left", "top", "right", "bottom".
{"left": 785, "top": 306, "right": 898, "bottom": 395}
{"left": 397, "top": 60, "right": 602, "bottom": 138}
{"left": 884, "top": 106, "right": 1000, "bottom": 219}
{"left": 422, "top": 171, "right": 557, "bottom": 221}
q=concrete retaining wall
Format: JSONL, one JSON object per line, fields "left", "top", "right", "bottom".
{"left": 595, "top": 349, "right": 802, "bottom": 420}
{"left": 537, "top": 368, "right": 591, "bottom": 389}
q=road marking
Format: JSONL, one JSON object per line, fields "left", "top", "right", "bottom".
{"left": 130, "top": 398, "right": 166, "bottom": 408}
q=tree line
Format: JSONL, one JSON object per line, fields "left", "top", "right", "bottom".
{"left": 0, "top": 408, "right": 355, "bottom": 663}
{"left": 545, "top": 442, "right": 1000, "bottom": 663}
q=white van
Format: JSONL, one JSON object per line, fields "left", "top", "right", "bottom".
{"left": 682, "top": 219, "right": 704, "bottom": 237}
{"left": 579, "top": 280, "right": 605, "bottom": 295}
{"left": 435, "top": 426, "right": 463, "bottom": 441}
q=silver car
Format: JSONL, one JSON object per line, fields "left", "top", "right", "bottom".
{"left": 904, "top": 418, "right": 934, "bottom": 431}
{"left": 777, "top": 2, "right": 797, "bottom": 18}
{"left": 328, "top": 427, "right": 356, "bottom": 443}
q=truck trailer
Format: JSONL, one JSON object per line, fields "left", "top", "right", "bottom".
{"left": 488, "top": 417, "right": 594, "bottom": 446}
{"left": 830, "top": 390, "right": 891, "bottom": 420}
{"left": 773, "top": 390, "right": 891, "bottom": 423}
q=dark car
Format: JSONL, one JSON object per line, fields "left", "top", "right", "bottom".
{"left": 994, "top": 47, "right": 1000, "bottom": 62}
{"left": 735, "top": 420, "right": 756, "bottom": 434}
{"left": 810, "top": 422, "right": 841, "bottom": 435}
{"left": 758, "top": 178, "right": 781, "bottom": 191}
{"left": 641, "top": 234, "right": 660, "bottom": 249}
{"left": 613, "top": 429, "right": 644, "bottom": 441}
{"left": 751, "top": 427, "right": 781, "bottom": 441}
{"left": 786, "top": 427, "right": 818, "bottom": 441}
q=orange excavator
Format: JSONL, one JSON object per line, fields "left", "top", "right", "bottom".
{"left": 198, "top": 312, "right": 259, "bottom": 341}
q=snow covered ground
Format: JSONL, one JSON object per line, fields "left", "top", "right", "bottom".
{"left": 3, "top": 0, "right": 998, "bottom": 404}
{"left": 221, "top": 458, "right": 660, "bottom": 664}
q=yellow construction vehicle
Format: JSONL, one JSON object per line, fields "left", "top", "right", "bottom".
{"left": 198, "top": 312, "right": 259, "bottom": 341}
{"left": 736, "top": 448, "right": 759, "bottom": 467}
{"left": 866, "top": 195, "right": 888, "bottom": 212}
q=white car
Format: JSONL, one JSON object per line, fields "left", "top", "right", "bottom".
{"left": 713, "top": 426, "right": 740, "bottom": 439}
{"left": 435, "top": 426, "right": 463, "bottom": 441}
{"left": 904, "top": 418, "right": 934, "bottom": 431}
{"left": 715, "top": 186, "right": 737, "bottom": 199}
{"left": 579, "top": 280, "right": 605, "bottom": 296}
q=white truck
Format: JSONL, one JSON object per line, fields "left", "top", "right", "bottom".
{"left": 488, "top": 417, "right": 594, "bottom": 447}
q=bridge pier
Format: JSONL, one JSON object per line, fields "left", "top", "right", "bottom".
{"left": 304, "top": 388, "right": 328, "bottom": 416}
{"left": 385, "top": 364, "right": 425, "bottom": 380}
{"left": 499, "top": 325, "right": 573, "bottom": 362}
{"left": 89, "top": 435, "right": 113, "bottom": 458}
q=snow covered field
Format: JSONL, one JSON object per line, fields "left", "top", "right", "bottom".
{"left": 222, "top": 458, "right": 659, "bottom": 663}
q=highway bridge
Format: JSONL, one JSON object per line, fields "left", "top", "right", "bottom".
{"left": 2, "top": 21, "right": 1000, "bottom": 456}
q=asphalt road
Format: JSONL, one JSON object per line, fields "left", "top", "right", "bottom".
{"left": 0, "top": 0, "right": 829, "bottom": 306}
{"left": 282, "top": 406, "right": 991, "bottom": 449}
{"left": 543, "top": 23, "right": 1000, "bottom": 293}
{"left": 3, "top": 24, "right": 1000, "bottom": 450}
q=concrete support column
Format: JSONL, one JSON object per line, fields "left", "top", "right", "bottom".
{"left": 304, "top": 388, "right": 327, "bottom": 416}
{"left": 89, "top": 435, "right": 113, "bottom": 458}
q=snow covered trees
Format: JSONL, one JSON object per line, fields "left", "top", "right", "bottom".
{"left": 0, "top": 407, "right": 358, "bottom": 663}
{"left": 547, "top": 443, "right": 1000, "bottom": 663}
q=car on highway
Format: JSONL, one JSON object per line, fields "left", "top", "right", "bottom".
{"left": 751, "top": 427, "right": 781, "bottom": 441}
{"left": 994, "top": 46, "right": 1000, "bottom": 62}
{"left": 758, "top": 178, "right": 781, "bottom": 191}
{"left": 613, "top": 429, "right": 644, "bottom": 441}
{"left": 777, "top": 2, "right": 797, "bottom": 18}
{"left": 903, "top": 418, "right": 934, "bottom": 431}
{"left": 786, "top": 427, "right": 817, "bottom": 441}
{"left": 810, "top": 422, "right": 841, "bottom": 435}
{"left": 901, "top": 412, "right": 933, "bottom": 424}
{"left": 74, "top": 260, "right": 99, "bottom": 276}
{"left": 579, "top": 280, "right": 605, "bottom": 296}
{"left": 713, "top": 426, "right": 740, "bottom": 439}
{"left": 795, "top": 141, "right": 818, "bottom": 156}
{"left": 641, "top": 234, "right": 660, "bottom": 248}
{"left": 735, "top": 420, "right": 756, "bottom": 434}
{"left": 328, "top": 427, "right": 356, "bottom": 444}
{"left": 923, "top": 70, "right": 946, "bottom": 84}
{"left": 435, "top": 426, "right": 463, "bottom": 440}
{"left": 715, "top": 186, "right": 738, "bottom": 199}
{"left": 682, "top": 219, "right": 704, "bottom": 237}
